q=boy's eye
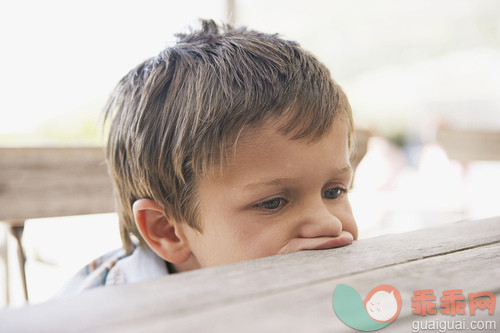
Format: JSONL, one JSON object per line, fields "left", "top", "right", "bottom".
{"left": 255, "top": 197, "right": 287, "bottom": 211}
{"left": 322, "top": 187, "right": 346, "bottom": 200}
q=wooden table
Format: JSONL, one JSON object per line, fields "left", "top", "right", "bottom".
{"left": 1, "top": 217, "right": 499, "bottom": 332}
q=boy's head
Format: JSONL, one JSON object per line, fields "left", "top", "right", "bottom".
{"left": 104, "top": 19, "right": 357, "bottom": 271}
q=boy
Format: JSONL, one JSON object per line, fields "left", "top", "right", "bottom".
{"left": 61, "top": 19, "right": 358, "bottom": 293}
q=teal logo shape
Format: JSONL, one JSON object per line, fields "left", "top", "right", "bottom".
{"left": 332, "top": 284, "right": 402, "bottom": 331}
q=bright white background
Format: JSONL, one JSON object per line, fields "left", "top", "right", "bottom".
{"left": 0, "top": 0, "right": 226, "bottom": 143}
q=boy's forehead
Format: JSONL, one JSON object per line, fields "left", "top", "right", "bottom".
{"left": 227, "top": 117, "right": 349, "bottom": 165}
{"left": 235, "top": 116, "right": 349, "bottom": 149}
{"left": 200, "top": 118, "right": 351, "bottom": 186}
{"left": 200, "top": 115, "right": 351, "bottom": 179}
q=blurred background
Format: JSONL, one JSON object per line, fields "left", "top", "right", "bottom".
{"left": 1, "top": 0, "right": 499, "bottom": 306}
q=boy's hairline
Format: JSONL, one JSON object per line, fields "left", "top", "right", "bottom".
{"left": 202, "top": 110, "right": 354, "bottom": 180}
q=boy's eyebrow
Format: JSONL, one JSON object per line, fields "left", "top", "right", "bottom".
{"left": 332, "top": 165, "right": 353, "bottom": 176}
{"left": 243, "top": 177, "right": 293, "bottom": 191}
{"left": 242, "top": 165, "right": 353, "bottom": 191}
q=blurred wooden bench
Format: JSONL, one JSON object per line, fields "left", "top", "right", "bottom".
{"left": 436, "top": 127, "right": 500, "bottom": 162}
{"left": 0, "top": 147, "right": 115, "bottom": 304}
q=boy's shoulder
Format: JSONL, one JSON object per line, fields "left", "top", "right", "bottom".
{"left": 57, "top": 245, "right": 168, "bottom": 297}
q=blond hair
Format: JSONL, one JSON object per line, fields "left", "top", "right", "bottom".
{"left": 104, "top": 20, "right": 353, "bottom": 253}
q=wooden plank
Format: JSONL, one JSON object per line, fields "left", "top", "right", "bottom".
{"left": 0, "top": 217, "right": 498, "bottom": 332}
{"left": 103, "top": 242, "right": 500, "bottom": 333}
{"left": 0, "top": 147, "right": 115, "bottom": 221}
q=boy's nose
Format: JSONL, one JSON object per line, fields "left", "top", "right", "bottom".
{"left": 278, "top": 201, "right": 353, "bottom": 254}
{"left": 295, "top": 204, "right": 343, "bottom": 239}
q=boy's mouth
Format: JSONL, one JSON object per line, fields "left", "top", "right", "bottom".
{"left": 312, "top": 231, "right": 354, "bottom": 250}
{"left": 279, "top": 231, "right": 354, "bottom": 254}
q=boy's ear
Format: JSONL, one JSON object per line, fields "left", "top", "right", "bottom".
{"left": 132, "top": 199, "right": 192, "bottom": 264}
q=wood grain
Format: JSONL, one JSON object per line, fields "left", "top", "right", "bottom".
{"left": 0, "top": 217, "right": 498, "bottom": 332}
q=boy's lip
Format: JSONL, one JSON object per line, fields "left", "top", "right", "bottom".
{"left": 279, "top": 231, "right": 354, "bottom": 254}
{"left": 312, "top": 232, "right": 353, "bottom": 250}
